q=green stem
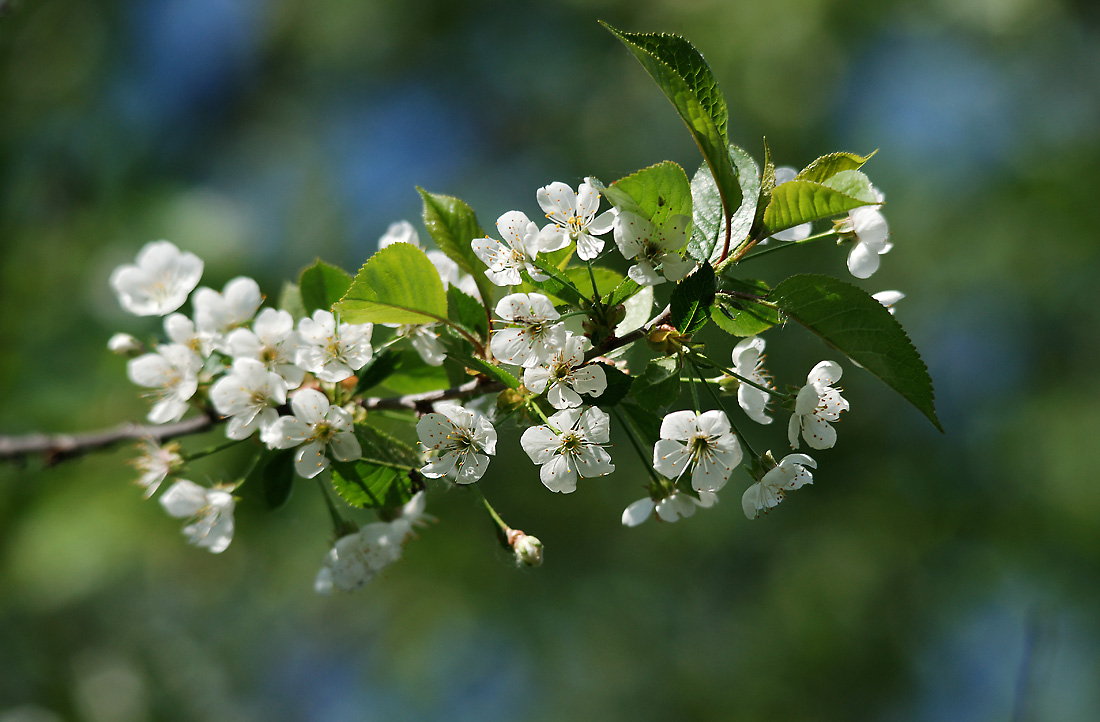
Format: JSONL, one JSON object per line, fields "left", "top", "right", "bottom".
{"left": 688, "top": 357, "right": 759, "bottom": 461}
{"left": 693, "top": 352, "right": 789, "bottom": 400}
{"left": 611, "top": 406, "right": 661, "bottom": 484}
{"left": 182, "top": 437, "right": 244, "bottom": 462}
{"left": 315, "top": 476, "right": 347, "bottom": 536}
{"left": 735, "top": 229, "right": 837, "bottom": 264}
{"left": 526, "top": 400, "right": 559, "bottom": 433}
{"left": 468, "top": 483, "right": 510, "bottom": 533}
{"left": 586, "top": 259, "right": 603, "bottom": 307}
{"left": 685, "top": 354, "right": 701, "bottom": 413}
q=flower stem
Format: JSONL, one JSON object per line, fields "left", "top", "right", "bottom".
{"left": 692, "top": 352, "right": 789, "bottom": 400}
{"left": 685, "top": 355, "right": 701, "bottom": 413}
{"left": 586, "top": 259, "right": 603, "bottom": 307}
{"left": 182, "top": 437, "right": 244, "bottom": 462}
{"left": 735, "top": 229, "right": 837, "bottom": 264}
{"left": 688, "top": 357, "right": 759, "bottom": 461}
{"left": 525, "top": 400, "right": 560, "bottom": 434}
{"left": 315, "top": 476, "right": 348, "bottom": 536}
{"left": 611, "top": 406, "right": 661, "bottom": 484}
{"left": 468, "top": 483, "right": 510, "bottom": 534}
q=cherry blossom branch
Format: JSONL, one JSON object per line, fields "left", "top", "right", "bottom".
{"left": 1, "top": 379, "right": 508, "bottom": 466}
{"left": 589, "top": 305, "right": 672, "bottom": 359}
{"left": 0, "top": 414, "right": 218, "bottom": 465}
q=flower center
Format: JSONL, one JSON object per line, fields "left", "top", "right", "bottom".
{"left": 313, "top": 420, "right": 337, "bottom": 442}
{"left": 558, "top": 432, "right": 584, "bottom": 455}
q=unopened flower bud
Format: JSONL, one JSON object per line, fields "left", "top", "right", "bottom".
{"left": 496, "top": 386, "right": 527, "bottom": 414}
{"left": 646, "top": 324, "right": 684, "bottom": 354}
{"left": 507, "top": 529, "right": 543, "bottom": 567}
{"left": 605, "top": 303, "right": 627, "bottom": 328}
{"left": 107, "top": 333, "right": 143, "bottom": 356}
{"left": 718, "top": 375, "right": 739, "bottom": 394}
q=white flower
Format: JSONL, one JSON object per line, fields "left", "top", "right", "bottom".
{"left": 653, "top": 410, "right": 742, "bottom": 493}
{"left": 224, "top": 308, "right": 304, "bottom": 388}
{"left": 192, "top": 277, "right": 263, "bottom": 344}
{"left": 472, "top": 211, "right": 549, "bottom": 286}
{"left": 314, "top": 521, "right": 406, "bottom": 594}
{"left": 107, "top": 333, "right": 142, "bottom": 356}
{"left": 109, "top": 240, "right": 203, "bottom": 316}
{"left": 295, "top": 310, "right": 374, "bottom": 382}
{"left": 130, "top": 439, "right": 183, "bottom": 498}
{"left": 872, "top": 290, "right": 904, "bottom": 314}
{"left": 769, "top": 167, "right": 812, "bottom": 243}
{"left": 264, "top": 389, "right": 361, "bottom": 478}
{"left": 788, "top": 361, "right": 849, "bottom": 450}
{"left": 416, "top": 404, "right": 497, "bottom": 484}
{"left": 536, "top": 180, "right": 615, "bottom": 260}
{"left": 520, "top": 406, "right": 614, "bottom": 494}
{"left": 381, "top": 220, "right": 481, "bottom": 299}
{"left": 159, "top": 479, "right": 235, "bottom": 553}
{"left": 386, "top": 323, "right": 446, "bottom": 366}
{"left": 522, "top": 332, "right": 606, "bottom": 409}
{"left": 742, "top": 453, "right": 816, "bottom": 519}
{"left": 621, "top": 490, "right": 717, "bottom": 527}
{"left": 314, "top": 490, "right": 431, "bottom": 594}
{"left": 378, "top": 220, "right": 420, "bottom": 248}
{"left": 731, "top": 336, "right": 774, "bottom": 425}
{"left": 489, "top": 292, "right": 566, "bottom": 368}
{"left": 612, "top": 211, "right": 695, "bottom": 286}
{"left": 837, "top": 188, "right": 890, "bottom": 279}
{"left": 164, "top": 313, "right": 206, "bottom": 355}
{"left": 126, "top": 344, "right": 203, "bottom": 423}
{"left": 209, "top": 358, "right": 288, "bottom": 440}
{"left": 388, "top": 491, "right": 433, "bottom": 541}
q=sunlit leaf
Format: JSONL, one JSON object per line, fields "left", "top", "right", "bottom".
{"left": 334, "top": 243, "right": 449, "bottom": 325}
{"left": 770, "top": 274, "right": 942, "bottom": 431}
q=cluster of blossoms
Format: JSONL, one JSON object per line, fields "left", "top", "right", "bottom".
{"left": 108, "top": 152, "right": 909, "bottom": 591}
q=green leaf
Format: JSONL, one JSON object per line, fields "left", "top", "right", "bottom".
{"left": 565, "top": 266, "right": 623, "bottom": 299}
{"left": 453, "top": 351, "right": 520, "bottom": 389}
{"left": 334, "top": 243, "right": 449, "bottom": 325}
{"left": 522, "top": 258, "right": 590, "bottom": 308}
{"left": 330, "top": 424, "right": 420, "bottom": 510}
{"left": 243, "top": 449, "right": 296, "bottom": 510}
{"left": 749, "top": 138, "right": 776, "bottom": 239}
{"left": 448, "top": 286, "right": 489, "bottom": 340}
{"left": 353, "top": 346, "right": 404, "bottom": 396}
{"left": 619, "top": 399, "right": 663, "bottom": 446}
{"left": 769, "top": 274, "right": 942, "bottom": 431}
{"left": 603, "top": 161, "right": 692, "bottom": 231}
{"left": 627, "top": 356, "right": 681, "bottom": 413}
{"left": 712, "top": 279, "right": 780, "bottom": 337}
{"left": 278, "top": 281, "right": 306, "bottom": 321}
{"left": 299, "top": 259, "right": 353, "bottom": 315}
{"left": 689, "top": 145, "right": 761, "bottom": 263}
{"left": 762, "top": 176, "right": 876, "bottom": 236}
{"left": 603, "top": 277, "right": 642, "bottom": 308}
{"left": 331, "top": 464, "right": 412, "bottom": 510}
{"left": 417, "top": 188, "right": 495, "bottom": 306}
{"left": 797, "top": 150, "right": 876, "bottom": 184}
{"left": 669, "top": 262, "right": 716, "bottom": 335}
{"left": 374, "top": 349, "right": 450, "bottom": 396}
{"left": 602, "top": 23, "right": 741, "bottom": 233}
{"left": 591, "top": 363, "right": 633, "bottom": 408}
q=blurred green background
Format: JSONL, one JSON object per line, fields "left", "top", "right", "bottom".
{"left": 2, "top": 0, "right": 1099, "bottom": 720}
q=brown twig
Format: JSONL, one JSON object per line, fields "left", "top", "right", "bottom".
{"left": 0, "top": 414, "right": 217, "bottom": 465}
{"left": 1, "top": 378, "right": 512, "bottom": 466}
